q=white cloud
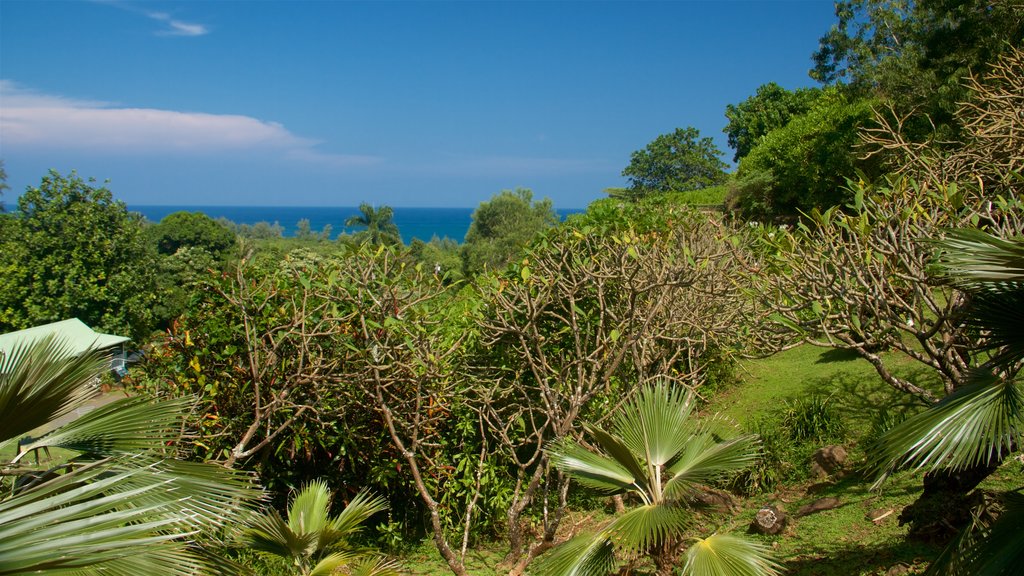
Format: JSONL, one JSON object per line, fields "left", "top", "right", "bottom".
{"left": 0, "top": 81, "right": 380, "bottom": 168}
{"left": 146, "top": 10, "right": 209, "bottom": 37}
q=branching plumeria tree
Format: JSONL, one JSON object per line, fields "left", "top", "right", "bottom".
{"left": 869, "top": 230, "right": 1024, "bottom": 571}
{"left": 749, "top": 45, "right": 1024, "bottom": 402}
{"left": 540, "top": 382, "right": 780, "bottom": 576}
{"left": 475, "top": 203, "right": 775, "bottom": 573}
{"left": 0, "top": 337, "right": 261, "bottom": 575}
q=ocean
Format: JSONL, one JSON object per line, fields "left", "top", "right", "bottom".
{"left": 130, "top": 205, "right": 583, "bottom": 245}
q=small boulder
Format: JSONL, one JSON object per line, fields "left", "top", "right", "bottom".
{"left": 750, "top": 505, "right": 787, "bottom": 535}
{"left": 795, "top": 497, "right": 841, "bottom": 517}
{"left": 810, "top": 445, "right": 848, "bottom": 478}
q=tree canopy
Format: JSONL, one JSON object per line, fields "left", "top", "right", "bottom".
{"left": 148, "top": 210, "right": 236, "bottom": 258}
{"left": 0, "top": 170, "right": 158, "bottom": 341}
{"left": 618, "top": 127, "right": 727, "bottom": 201}
{"left": 724, "top": 83, "right": 822, "bottom": 163}
{"left": 345, "top": 203, "right": 401, "bottom": 246}
{"left": 461, "top": 188, "right": 557, "bottom": 276}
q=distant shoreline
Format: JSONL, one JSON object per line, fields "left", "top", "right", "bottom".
{"left": 129, "top": 205, "right": 583, "bottom": 244}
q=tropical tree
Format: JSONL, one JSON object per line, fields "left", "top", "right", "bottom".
{"left": 0, "top": 336, "right": 261, "bottom": 575}
{"left": 869, "top": 230, "right": 1024, "bottom": 574}
{"left": 618, "top": 127, "right": 727, "bottom": 201}
{"left": 723, "top": 82, "right": 821, "bottom": 163}
{"left": 344, "top": 203, "right": 401, "bottom": 246}
{"left": 461, "top": 188, "right": 557, "bottom": 276}
{"left": 241, "top": 480, "right": 399, "bottom": 576}
{"left": 148, "top": 211, "right": 237, "bottom": 258}
{"left": 540, "top": 382, "right": 779, "bottom": 576}
{"left": 0, "top": 170, "right": 159, "bottom": 341}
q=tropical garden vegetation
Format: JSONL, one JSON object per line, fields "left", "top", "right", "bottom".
{"left": 0, "top": 2, "right": 1022, "bottom": 574}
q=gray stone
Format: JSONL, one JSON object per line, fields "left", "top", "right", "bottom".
{"left": 750, "top": 504, "right": 787, "bottom": 535}
{"left": 810, "top": 445, "right": 848, "bottom": 478}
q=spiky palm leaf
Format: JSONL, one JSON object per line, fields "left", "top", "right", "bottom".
{"left": 541, "top": 382, "right": 777, "bottom": 576}
{"left": 240, "top": 480, "right": 396, "bottom": 576}
{"left": 872, "top": 230, "right": 1024, "bottom": 575}
{"left": 0, "top": 336, "right": 262, "bottom": 575}
{"left": 682, "top": 534, "right": 783, "bottom": 576}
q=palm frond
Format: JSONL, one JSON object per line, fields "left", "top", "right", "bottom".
{"left": 308, "top": 551, "right": 361, "bottom": 576}
{"left": 546, "top": 439, "right": 637, "bottom": 494}
{"left": 585, "top": 424, "right": 651, "bottom": 497}
{"left": 242, "top": 508, "right": 315, "bottom": 560}
{"left": 13, "top": 395, "right": 191, "bottom": 461}
{"left": 965, "top": 288, "right": 1024, "bottom": 368}
{"left": 615, "top": 382, "right": 695, "bottom": 468}
{"left": 935, "top": 230, "right": 1024, "bottom": 287}
{"left": 345, "top": 555, "right": 403, "bottom": 576}
{"left": 682, "top": 533, "right": 783, "bottom": 576}
{"left": 0, "top": 455, "right": 258, "bottom": 575}
{"left": 664, "top": 433, "right": 760, "bottom": 499}
{"left": 289, "top": 479, "right": 333, "bottom": 537}
{"left": 605, "top": 503, "right": 691, "bottom": 556}
{"left": 0, "top": 335, "right": 107, "bottom": 444}
{"left": 327, "top": 489, "right": 388, "bottom": 542}
{"left": 533, "top": 532, "right": 617, "bottom": 576}
{"left": 868, "top": 375, "right": 1023, "bottom": 485}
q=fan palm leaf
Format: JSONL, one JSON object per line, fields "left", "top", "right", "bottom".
{"left": 543, "top": 381, "right": 774, "bottom": 576}
{"left": 682, "top": 534, "right": 783, "bottom": 576}
{"left": 0, "top": 337, "right": 262, "bottom": 575}
{"left": 240, "top": 480, "right": 396, "bottom": 576}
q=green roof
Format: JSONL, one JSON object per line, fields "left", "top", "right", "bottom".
{"left": 0, "top": 319, "right": 130, "bottom": 359}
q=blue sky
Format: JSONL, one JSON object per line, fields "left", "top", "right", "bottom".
{"left": 1, "top": 0, "right": 837, "bottom": 209}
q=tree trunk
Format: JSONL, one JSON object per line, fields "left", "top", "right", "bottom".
{"left": 899, "top": 460, "right": 1002, "bottom": 540}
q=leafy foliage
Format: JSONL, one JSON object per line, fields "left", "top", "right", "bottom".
{"left": 731, "top": 89, "right": 878, "bottom": 218}
{"left": 147, "top": 211, "right": 236, "bottom": 258}
{"left": 723, "top": 83, "right": 822, "bottom": 163}
{"left": 0, "top": 170, "right": 158, "bottom": 341}
{"left": 619, "top": 127, "right": 727, "bottom": 201}
{"left": 461, "top": 188, "right": 557, "bottom": 276}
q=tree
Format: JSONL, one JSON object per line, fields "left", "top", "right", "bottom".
{"left": 618, "top": 127, "right": 727, "bottom": 201}
{"left": 461, "top": 188, "right": 557, "bottom": 276}
{"left": 148, "top": 211, "right": 236, "bottom": 258}
{"left": 0, "top": 170, "right": 158, "bottom": 341}
{"left": 723, "top": 83, "right": 822, "bottom": 163}
{"left": 475, "top": 201, "right": 775, "bottom": 573}
{"left": 540, "top": 382, "right": 779, "bottom": 576}
{"left": 0, "top": 160, "right": 8, "bottom": 212}
{"left": 730, "top": 88, "right": 878, "bottom": 219}
{"left": 0, "top": 336, "right": 261, "bottom": 574}
{"left": 345, "top": 203, "right": 401, "bottom": 246}
{"left": 869, "top": 231, "right": 1024, "bottom": 571}
{"left": 812, "top": 0, "right": 1024, "bottom": 141}
{"left": 241, "top": 480, "right": 398, "bottom": 576}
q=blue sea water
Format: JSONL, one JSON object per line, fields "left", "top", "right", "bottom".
{"left": 130, "top": 205, "right": 469, "bottom": 244}
{"left": 129, "top": 205, "right": 582, "bottom": 245}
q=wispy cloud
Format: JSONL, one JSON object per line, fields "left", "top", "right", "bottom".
{"left": 146, "top": 10, "right": 209, "bottom": 37}
{"left": 93, "top": 1, "right": 210, "bottom": 37}
{"left": 0, "top": 81, "right": 380, "bottom": 168}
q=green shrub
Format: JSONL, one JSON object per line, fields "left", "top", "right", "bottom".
{"left": 783, "top": 395, "right": 847, "bottom": 444}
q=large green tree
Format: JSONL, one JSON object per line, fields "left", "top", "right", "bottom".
{"left": 723, "top": 83, "right": 822, "bottom": 163}
{"left": 618, "top": 127, "right": 727, "bottom": 201}
{"left": 461, "top": 188, "right": 557, "bottom": 276}
{"left": 148, "top": 211, "right": 236, "bottom": 258}
{"left": 731, "top": 88, "right": 877, "bottom": 218}
{"left": 0, "top": 170, "right": 158, "bottom": 341}
{"left": 812, "top": 0, "right": 1024, "bottom": 140}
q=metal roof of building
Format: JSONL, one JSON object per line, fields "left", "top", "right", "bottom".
{"left": 0, "top": 319, "right": 130, "bottom": 359}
